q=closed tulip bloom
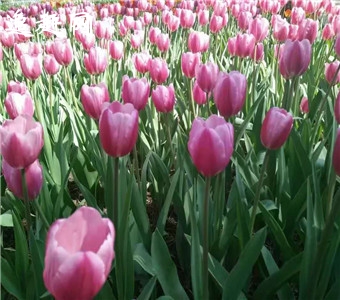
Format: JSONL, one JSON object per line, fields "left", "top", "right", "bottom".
{"left": 14, "top": 42, "right": 43, "bottom": 60}
{"left": 5, "top": 91, "right": 34, "bottom": 119}
{"left": 84, "top": 47, "right": 108, "bottom": 75}
{"left": 227, "top": 37, "right": 237, "bottom": 56}
{"left": 122, "top": 76, "right": 150, "bottom": 111}
{"left": 279, "top": 39, "right": 311, "bottom": 79}
{"left": 152, "top": 84, "right": 175, "bottom": 112}
{"left": 181, "top": 52, "right": 201, "bottom": 79}
{"left": 196, "top": 62, "right": 219, "bottom": 93}
{"left": 333, "top": 129, "right": 340, "bottom": 175}
{"left": 213, "top": 71, "right": 247, "bottom": 119}
{"left": 94, "top": 20, "right": 114, "bottom": 40}
{"left": 0, "top": 115, "right": 44, "bottom": 169}
{"left": 44, "top": 54, "right": 60, "bottom": 75}
{"left": 209, "top": 14, "right": 224, "bottom": 34}
{"left": 188, "top": 115, "right": 234, "bottom": 177}
{"left": 237, "top": 11, "right": 253, "bottom": 31}
{"left": 156, "top": 33, "right": 170, "bottom": 52}
{"left": 180, "top": 9, "right": 195, "bottom": 28}
{"left": 192, "top": 80, "right": 207, "bottom": 105}
{"left": 99, "top": 101, "right": 139, "bottom": 157}
{"left": 167, "top": 15, "right": 180, "bottom": 32}
{"left": 291, "top": 7, "right": 305, "bottom": 25}
{"left": 109, "top": 40, "right": 124, "bottom": 60}
{"left": 133, "top": 52, "right": 151, "bottom": 74}
{"left": 131, "top": 31, "right": 144, "bottom": 49}
{"left": 297, "top": 19, "right": 318, "bottom": 44}
{"left": 149, "top": 26, "right": 161, "bottom": 44}
{"left": 198, "top": 10, "right": 209, "bottom": 26}
{"left": 188, "top": 31, "right": 210, "bottom": 53}
{"left": 80, "top": 83, "right": 110, "bottom": 120}
{"left": 43, "top": 206, "right": 115, "bottom": 300}
{"left": 235, "top": 33, "right": 256, "bottom": 58}
{"left": 149, "top": 58, "right": 169, "bottom": 84}
{"left": 300, "top": 96, "right": 309, "bottom": 114}
{"left": 80, "top": 33, "right": 96, "bottom": 52}
{"left": 7, "top": 81, "right": 28, "bottom": 94}
{"left": 251, "top": 43, "right": 265, "bottom": 62}
{"left": 20, "top": 54, "right": 42, "bottom": 80}
{"left": 325, "top": 61, "right": 340, "bottom": 85}
{"left": 322, "top": 23, "right": 335, "bottom": 40}
{"left": 334, "top": 91, "right": 340, "bottom": 124}
{"left": 52, "top": 38, "right": 73, "bottom": 66}
{"left": 248, "top": 17, "right": 269, "bottom": 42}
{"left": 335, "top": 35, "right": 340, "bottom": 58}
{"left": 260, "top": 107, "right": 293, "bottom": 150}
{"left": 2, "top": 159, "right": 43, "bottom": 200}
{"left": 1, "top": 30, "right": 16, "bottom": 48}
{"left": 272, "top": 15, "right": 289, "bottom": 42}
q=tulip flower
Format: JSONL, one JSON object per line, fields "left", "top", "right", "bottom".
{"left": 80, "top": 33, "right": 96, "bottom": 52}
{"left": 198, "top": 10, "right": 209, "bottom": 26}
{"left": 333, "top": 129, "right": 340, "bottom": 176}
{"left": 213, "top": 71, "right": 247, "bottom": 119}
{"left": 156, "top": 33, "right": 170, "bottom": 52}
{"left": 52, "top": 38, "right": 73, "bottom": 66}
{"left": 195, "top": 62, "right": 219, "bottom": 93}
{"left": 99, "top": 101, "right": 139, "bottom": 157}
{"left": 279, "top": 39, "right": 311, "bottom": 79}
{"left": 335, "top": 91, "right": 340, "bottom": 124}
{"left": 133, "top": 52, "right": 151, "bottom": 74}
{"left": 234, "top": 33, "right": 256, "bottom": 58}
{"left": 131, "top": 31, "right": 144, "bottom": 49}
{"left": 149, "top": 26, "right": 161, "bottom": 44}
{"left": 325, "top": 61, "right": 340, "bottom": 85}
{"left": 188, "top": 114, "right": 234, "bottom": 177}
{"left": 1, "top": 31, "right": 16, "bottom": 48}
{"left": 260, "top": 107, "right": 293, "bottom": 150}
{"left": 149, "top": 58, "right": 169, "bottom": 84}
{"left": 237, "top": 11, "right": 253, "bottom": 31}
{"left": 188, "top": 31, "right": 210, "bottom": 53}
{"left": 44, "top": 54, "right": 60, "bottom": 75}
{"left": 180, "top": 9, "right": 195, "bottom": 28}
{"left": 80, "top": 83, "right": 110, "bottom": 120}
{"left": 7, "top": 81, "right": 28, "bottom": 94}
{"left": 0, "top": 115, "right": 44, "bottom": 169}
{"left": 94, "top": 20, "right": 114, "bottom": 40}
{"left": 152, "top": 84, "right": 175, "bottom": 113}
{"left": 121, "top": 76, "right": 150, "bottom": 111}
{"left": 43, "top": 206, "right": 115, "bottom": 300}
{"left": 297, "top": 19, "right": 318, "bottom": 44}
{"left": 322, "top": 23, "right": 335, "bottom": 40}
{"left": 300, "top": 96, "right": 309, "bottom": 114}
{"left": 335, "top": 35, "right": 340, "bottom": 58}
{"left": 84, "top": 47, "right": 108, "bottom": 75}
{"left": 109, "top": 40, "right": 124, "bottom": 61}
{"left": 20, "top": 54, "right": 42, "bottom": 80}
{"left": 272, "top": 15, "right": 289, "bottom": 42}
{"left": 167, "top": 15, "right": 180, "bottom": 32}
{"left": 251, "top": 43, "right": 265, "bottom": 62}
{"left": 2, "top": 159, "right": 43, "bottom": 200}
{"left": 192, "top": 80, "right": 207, "bottom": 105}
{"left": 181, "top": 52, "right": 201, "bottom": 79}
{"left": 209, "top": 14, "right": 224, "bottom": 34}
{"left": 5, "top": 91, "right": 35, "bottom": 119}
{"left": 248, "top": 17, "right": 269, "bottom": 42}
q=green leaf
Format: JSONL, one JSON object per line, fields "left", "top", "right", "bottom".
{"left": 222, "top": 227, "right": 267, "bottom": 300}
{"left": 1, "top": 257, "right": 25, "bottom": 300}
{"left": 151, "top": 229, "right": 189, "bottom": 300}
{"left": 133, "top": 243, "right": 155, "bottom": 276}
{"left": 0, "top": 211, "right": 13, "bottom": 227}
{"left": 137, "top": 276, "right": 157, "bottom": 300}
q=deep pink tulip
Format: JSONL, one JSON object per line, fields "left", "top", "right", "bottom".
{"left": 272, "top": 15, "right": 289, "bottom": 42}
{"left": 99, "top": 101, "right": 139, "bottom": 157}
{"left": 334, "top": 91, "right": 340, "bottom": 124}
{"left": 52, "top": 38, "right": 73, "bottom": 66}
{"left": 260, "top": 107, "right": 293, "bottom": 150}
{"left": 0, "top": 115, "right": 44, "bottom": 169}
{"left": 156, "top": 33, "right": 170, "bottom": 52}
{"left": 209, "top": 14, "right": 224, "bottom": 34}
{"left": 188, "top": 31, "right": 210, "bottom": 53}
{"left": 213, "top": 71, "right": 247, "bottom": 119}
{"left": 80, "top": 83, "right": 110, "bottom": 120}
{"left": 192, "top": 80, "right": 207, "bottom": 105}
{"left": 322, "top": 23, "right": 335, "bottom": 40}
{"left": 335, "top": 35, "right": 340, "bottom": 58}
{"left": 279, "top": 39, "right": 311, "bottom": 79}
{"left": 1, "top": 31, "right": 16, "bottom": 48}
{"left": 248, "top": 17, "right": 269, "bottom": 42}
{"left": 251, "top": 43, "right": 265, "bottom": 62}
{"left": 234, "top": 33, "right": 256, "bottom": 58}
{"left": 149, "top": 26, "right": 161, "bottom": 44}
{"left": 44, "top": 54, "right": 60, "bottom": 75}
{"left": 300, "top": 96, "right": 309, "bottom": 114}
{"left": 291, "top": 7, "right": 305, "bottom": 25}
{"left": 325, "top": 61, "right": 340, "bottom": 85}
{"left": 227, "top": 37, "right": 237, "bottom": 56}
{"left": 5, "top": 91, "right": 34, "bottom": 119}
{"left": 180, "top": 9, "right": 195, "bottom": 28}
{"left": 198, "top": 10, "right": 209, "bottom": 26}
{"left": 188, "top": 115, "right": 234, "bottom": 177}
{"left": 109, "top": 40, "right": 124, "bottom": 61}
{"left": 167, "top": 15, "right": 180, "bottom": 32}
{"left": 7, "top": 81, "right": 28, "bottom": 94}
{"left": 237, "top": 11, "right": 253, "bottom": 31}
{"left": 181, "top": 52, "right": 201, "bottom": 79}
{"left": 20, "top": 54, "right": 42, "bottom": 80}
{"left": 149, "top": 58, "right": 169, "bottom": 84}
{"left": 80, "top": 32, "right": 96, "bottom": 52}
{"left": 152, "top": 84, "right": 175, "bottom": 113}
{"left": 14, "top": 42, "right": 43, "bottom": 60}
{"left": 121, "top": 75, "right": 150, "bottom": 111}
{"left": 133, "top": 52, "right": 151, "bottom": 74}
{"left": 2, "top": 159, "right": 43, "bottom": 200}
{"left": 43, "top": 206, "right": 115, "bottom": 300}
{"left": 84, "top": 47, "right": 108, "bottom": 75}
{"left": 333, "top": 129, "right": 340, "bottom": 175}
{"left": 195, "top": 62, "right": 219, "bottom": 93}
{"left": 94, "top": 20, "right": 114, "bottom": 40}
{"left": 297, "top": 19, "right": 318, "bottom": 44}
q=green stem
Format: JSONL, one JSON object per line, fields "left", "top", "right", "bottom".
{"left": 49, "top": 76, "right": 55, "bottom": 124}
{"left": 32, "top": 200, "right": 50, "bottom": 230}
{"left": 133, "top": 145, "right": 141, "bottom": 189}
{"left": 202, "top": 176, "right": 212, "bottom": 300}
{"left": 113, "top": 157, "right": 119, "bottom": 230}
{"left": 284, "top": 77, "right": 296, "bottom": 112}
{"left": 21, "top": 169, "right": 32, "bottom": 232}
{"left": 166, "top": 113, "right": 176, "bottom": 168}
{"left": 189, "top": 78, "right": 196, "bottom": 120}
{"left": 250, "top": 150, "right": 271, "bottom": 234}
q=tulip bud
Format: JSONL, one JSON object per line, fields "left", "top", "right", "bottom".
{"left": 156, "top": 33, "right": 170, "bottom": 52}
{"left": 260, "top": 107, "right": 293, "bottom": 150}
{"left": 5, "top": 91, "right": 34, "bottom": 119}
{"left": 43, "top": 206, "right": 115, "bottom": 300}
{"left": 181, "top": 52, "right": 201, "bottom": 79}
{"left": 188, "top": 115, "right": 234, "bottom": 177}
{"left": 2, "top": 159, "right": 43, "bottom": 200}
{"left": 333, "top": 129, "right": 340, "bottom": 175}
{"left": 52, "top": 38, "right": 73, "bottom": 66}
{"left": 19, "top": 54, "right": 42, "bottom": 80}
{"left": 133, "top": 52, "right": 151, "bottom": 74}
{"left": 121, "top": 76, "right": 150, "bottom": 111}
{"left": 152, "top": 84, "right": 175, "bottom": 113}
{"left": 99, "top": 101, "right": 139, "bottom": 157}
{"left": 195, "top": 62, "right": 219, "bottom": 93}
{"left": 44, "top": 54, "right": 60, "bottom": 75}
{"left": 335, "top": 35, "right": 340, "bottom": 58}
{"left": 84, "top": 47, "right": 108, "bottom": 75}
{"left": 334, "top": 91, "right": 340, "bottom": 124}
{"left": 180, "top": 9, "right": 195, "bottom": 28}
{"left": 188, "top": 31, "right": 210, "bottom": 53}
{"left": 325, "top": 61, "right": 340, "bottom": 85}
{"left": 300, "top": 96, "right": 309, "bottom": 114}
{"left": 192, "top": 80, "right": 207, "bottom": 105}
{"left": 149, "top": 58, "right": 169, "bottom": 84}
{"left": 109, "top": 40, "right": 124, "bottom": 60}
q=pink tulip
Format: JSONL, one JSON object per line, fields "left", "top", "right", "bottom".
{"left": 227, "top": 37, "right": 237, "bottom": 56}
{"left": 297, "top": 19, "right": 318, "bottom": 44}
{"left": 0, "top": 45, "right": 2, "bottom": 61}
{"left": 251, "top": 43, "right": 265, "bottom": 62}
{"left": 188, "top": 31, "right": 210, "bottom": 53}
{"left": 234, "top": 33, "right": 256, "bottom": 58}
{"left": 94, "top": 20, "right": 114, "bottom": 40}
{"left": 84, "top": 47, "right": 108, "bottom": 75}
{"left": 14, "top": 42, "right": 43, "bottom": 60}
{"left": 143, "top": 12, "right": 153, "bottom": 25}
{"left": 131, "top": 31, "right": 144, "bottom": 49}
{"left": 291, "top": 7, "right": 305, "bottom": 25}
{"left": 133, "top": 52, "right": 151, "bottom": 74}
{"left": 80, "top": 83, "right": 110, "bottom": 120}
{"left": 152, "top": 84, "right": 175, "bottom": 113}
{"left": 99, "top": 101, "right": 139, "bottom": 157}
{"left": 272, "top": 15, "right": 289, "bottom": 42}
{"left": 198, "top": 10, "right": 209, "bottom": 26}
{"left": 181, "top": 52, "right": 201, "bottom": 79}
{"left": 195, "top": 62, "right": 219, "bottom": 93}
{"left": 260, "top": 107, "right": 293, "bottom": 150}
{"left": 167, "top": 15, "right": 180, "bottom": 32}
{"left": 0, "top": 115, "right": 44, "bottom": 169}
{"left": 334, "top": 91, "right": 340, "bottom": 124}
{"left": 248, "top": 17, "right": 269, "bottom": 42}
{"left": 149, "top": 58, "right": 169, "bottom": 84}
{"left": 335, "top": 35, "right": 340, "bottom": 58}
{"left": 5, "top": 91, "right": 34, "bottom": 119}
{"left": 44, "top": 54, "right": 60, "bottom": 75}
{"left": 1, "top": 31, "right": 16, "bottom": 48}
{"left": 322, "top": 23, "right": 335, "bottom": 40}
{"left": 156, "top": 33, "right": 170, "bottom": 52}
{"left": 7, "top": 81, "right": 28, "bottom": 94}
{"left": 300, "top": 96, "right": 309, "bottom": 113}
{"left": 79, "top": 32, "right": 96, "bottom": 52}
{"left": 109, "top": 40, "right": 124, "bottom": 61}
{"left": 43, "top": 206, "right": 115, "bottom": 300}
{"left": 188, "top": 115, "right": 234, "bottom": 177}
{"left": 121, "top": 75, "right": 150, "bottom": 111}
{"left": 192, "top": 80, "right": 207, "bottom": 105}
{"left": 20, "top": 54, "right": 42, "bottom": 80}
{"left": 149, "top": 26, "right": 161, "bottom": 44}
{"left": 237, "top": 11, "right": 252, "bottom": 31}
{"left": 209, "top": 14, "right": 224, "bottom": 34}
{"left": 325, "top": 61, "right": 340, "bottom": 85}
{"left": 52, "top": 38, "right": 73, "bottom": 66}
{"left": 180, "top": 9, "right": 195, "bottom": 28}
{"left": 279, "top": 39, "right": 311, "bottom": 79}
{"left": 333, "top": 129, "right": 340, "bottom": 175}
{"left": 2, "top": 159, "right": 43, "bottom": 200}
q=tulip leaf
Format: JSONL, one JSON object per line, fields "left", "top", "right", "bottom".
{"left": 222, "top": 227, "right": 267, "bottom": 300}
{"left": 133, "top": 243, "right": 156, "bottom": 276}
{"left": 0, "top": 211, "right": 13, "bottom": 227}
{"left": 137, "top": 276, "right": 157, "bottom": 300}
{"left": 1, "top": 257, "right": 25, "bottom": 300}
{"left": 151, "top": 229, "right": 189, "bottom": 300}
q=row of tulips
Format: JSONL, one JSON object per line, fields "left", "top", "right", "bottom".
{"left": 1, "top": 0, "right": 340, "bottom": 299}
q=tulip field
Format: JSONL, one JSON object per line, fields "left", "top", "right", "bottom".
{"left": 2, "top": 0, "right": 340, "bottom": 298}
